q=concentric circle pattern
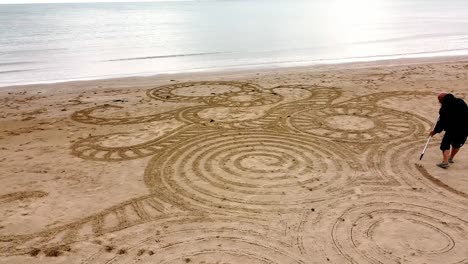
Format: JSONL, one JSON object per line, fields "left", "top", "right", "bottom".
{"left": 289, "top": 106, "right": 423, "bottom": 143}
{"left": 146, "top": 130, "right": 352, "bottom": 213}
{"left": 332, "top": 202, "right": 468, "bottom": 264}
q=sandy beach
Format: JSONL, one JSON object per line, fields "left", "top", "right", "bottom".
{"left": 1, "top": 58, "right": 468, "bottom": 263}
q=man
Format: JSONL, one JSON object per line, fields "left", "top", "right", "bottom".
{"left": 430, "top": 93, "right": 468, "bottom": 169}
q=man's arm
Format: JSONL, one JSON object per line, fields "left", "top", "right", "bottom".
{"left": 431, "top": 108, "right": 447, "bottom": 135}
{"left": 433, "top": 118, "right": 445, "bottom": 134}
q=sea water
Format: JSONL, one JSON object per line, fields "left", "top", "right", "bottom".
{"left": 1, "top": 0, "right": 468, "bottom": 86}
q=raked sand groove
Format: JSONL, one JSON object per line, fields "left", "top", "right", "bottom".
{"left": 0, "top": 191, "right": 47, "bottom": 205}
{"left": 331, "top": 202, "right": 468, "bottom": 264}
{"left": 1, "top": 78, "right": 467, "bottom": 263}
{"left": 145, "top": 129, "right": 355, "bottom": 214}
{"left": 81, "top": 216, "right": 307, "bottom": 264}
{"left": 300, "top": 193, "right": 468, "bottom": 264}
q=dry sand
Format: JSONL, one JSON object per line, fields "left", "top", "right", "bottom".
{"left": 0, "top": 58, "right": 468, "bottom": 263}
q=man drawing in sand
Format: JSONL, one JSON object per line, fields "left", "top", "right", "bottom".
{"left": 430, "top": 93, "right": 468, "bottom": 168}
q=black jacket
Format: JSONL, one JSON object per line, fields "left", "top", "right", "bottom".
{"left": 434, "top": 93, "right": 468, "bottom": 135}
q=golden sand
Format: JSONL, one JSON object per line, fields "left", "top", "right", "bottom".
{"left": 1, "top": 59, "right": 467, "bottom": 263}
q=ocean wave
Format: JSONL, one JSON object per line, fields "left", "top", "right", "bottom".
{"left": 349, "top": 33, "right": 468, "bottom": 45}
{"left": 0, "top": 69, "right": 35, "bottom": 74}
{"left": 0, "top": 48, "right": 67, "bottom": 55}
{"left": 0, "top": 62, "right": 35, "bottom": 67}
{"left": 106, "top": 52, "right": 228, "bottom": 62}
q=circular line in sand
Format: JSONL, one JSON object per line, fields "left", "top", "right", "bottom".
{"left": 331, "top": 202, "right": 468, "bottom": 263}
{"left": 324, "top": 115, "right": 375, "bottom": 131}
{"left": 145, "top": 130, "right": 352, "bottom": 213}
{"left": 147, "top": 81, "right": 263, "bottom": 104}
{"left": 288, "top": 106, "right": 421, "bottom": 143}
{"left": 81, "top": 217, "right": 305, "bottom": 264}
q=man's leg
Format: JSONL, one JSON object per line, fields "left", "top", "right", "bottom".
{"left": 450, "top": 148, "right": 460, "bottom": 160}
{"left": 443, "top": 149, "right": 450, "bottom": 163}
{"left": 449, "top": 134, "right": 467, "bottom": 162}
{"left": 438, "top": 133, "right": 451, "bottom": 168}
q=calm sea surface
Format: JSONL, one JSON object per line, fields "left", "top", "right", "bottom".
{"left": 1, "top": 0, "right": 468, "bottom": 86}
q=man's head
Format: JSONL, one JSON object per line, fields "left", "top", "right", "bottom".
{"left": 438, "top": 93, "right": 447, "bottom": 103}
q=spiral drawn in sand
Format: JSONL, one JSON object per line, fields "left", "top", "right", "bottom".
{"left": 288, "top": 106, "right": 423, "bottom": 143}
{"left": 331, "top": 202, "right": 468, "bottom": 264}
{"left": 145, "top": 130, "right": 354, "bottom": 213}
{"left": 82, "top": 217, "right": 305, "bottom": 264}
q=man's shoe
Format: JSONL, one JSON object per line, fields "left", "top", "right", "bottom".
{"left": 437, "top": 162, "right": 449, "bottom": 169}
{"left": 449, "top": 158, "right": 455, "bottom": 163}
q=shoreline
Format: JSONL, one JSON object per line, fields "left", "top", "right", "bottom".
{"left": 2, "top": 54, "right": 468, "bottom": 91}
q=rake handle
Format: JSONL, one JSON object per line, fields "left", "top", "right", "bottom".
{"left": 420, "top": 116, "right": 439, "bottom": 160}
{"left": 419, "top": 135, "right": 433, "bottom": 160}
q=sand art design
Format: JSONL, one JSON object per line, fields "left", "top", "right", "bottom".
{"left": 363, "top": 127, "right": 468, "bottom": 201}
{"left": 208, "top": 89, "right": 282, "bottom": 107}
{"left": 331, "top": 201, "right": 468, "bottom": 264}
{"left": 71, "top": 81, "right": 283, "bottom": 128}
{"left": 0, "top": 195, "right": 184, "bottom": 255}
{"left": 147, "top": 81, "right": 248, "bottom": 103}
{"left": 289, "top": 107, "right": 414, "bottom": 142}
{"left": 286, "top": 91, "right": 431, "bottom": 143}
{"left": 82, "top": 216, "right": 305, "bottom": 264}
{"left": 71, "top": 133, "right": 163, "bottom": 161}
{"left": 176, "top": 86, "right": 342, "bottom": 129}
{"left": 72, "top": 105, "right": 177, "bottom": 125}
{"left": 71, "top": 126, "right": 209, "bottom": 161}
{"left": 416, "top": 164, "right": 468, "bottom": 199}
{"left": 339, "top": 91, "right": 434, "bottom": 107}
{"left": 147, "top": 81, "right": 282, "bottom": 107}
{"left": 2, "top": 82, "right": 466, "bottom": 263}
{"left": 299, "top": 194, "right": 468, "bottom": 264}
{"left": 145, "top": 130, "right": 353, "bottom": 213}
